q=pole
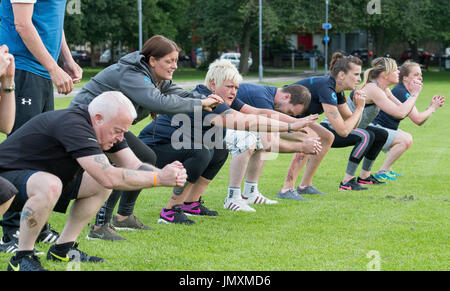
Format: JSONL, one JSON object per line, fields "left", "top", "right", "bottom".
{"left": 258, "top": 0, "right": 263, "bottom": 83}
{"left": 324, "top": 0, "right": 328, "bottom": 75}
{"left": 138, "top": 0, "right": 143, "bottom": 51}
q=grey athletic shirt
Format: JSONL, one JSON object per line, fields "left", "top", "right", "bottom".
{"left": 70, "top": 51, "right": 204, "bottom": 123}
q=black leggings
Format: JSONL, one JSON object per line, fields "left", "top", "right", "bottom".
{"left": 95, "top": 131, "right": 157, "bottom": 226}
{"left": 152, "top": 143, "right": 228, "bottom": 183}
{"left": 321, "top": 123, "right": 388, "bottom": 175}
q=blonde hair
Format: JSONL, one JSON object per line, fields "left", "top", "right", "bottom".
{"left": 204, "top": 59, "right": 243, "bottom": 90}
{"left": 359, "top": 57, "right": 398, "bottom": 89}
{"left": 88, "top": 91, "right": 137, "bottom": 122}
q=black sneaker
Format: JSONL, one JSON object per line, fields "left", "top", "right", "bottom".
{"left": 339, "top": 178, "right": 368, "bottom": 191}
{"left": 1, "top": 232, "right": 44, "bottom": 256}
{"left": 47, "top": 242, "right": 104, "bottom": 263}
{"left": 37, "top": 223, "right": 60, "bottom": 243}
{"left": 158, "top": 205, "right": 195, "bottom": 224}
{"left": 7, "top": 254, "right": 47, "bottom": 271}
{"left": 183, "top": 198, "right": 218, "bottom": 216}
{"left": 357, "top": 175, "right": 386, "bottom": 185}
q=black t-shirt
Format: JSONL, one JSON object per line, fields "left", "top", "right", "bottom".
{"left": 372, "top": 83, "right": 410, "bottom": 130}
{"left": 291, "top": 76, "right": 346, "bottom": 117}
{"left": 0, "top": 105, "right": 128, "bottom": 184}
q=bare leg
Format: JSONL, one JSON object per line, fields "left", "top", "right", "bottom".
{"left": 166, "top": 182, "right": 194, "bottom": 209}
{"left": 185, "top": 177, "right": 211, "bottom": 203}
{"left": 19, "top": 172, "right": 62, "bottom": 251}
{"left": 57, "top": 172, "right": 111, "bottom": 244}
{"left": 380, "top": 131, "right": 413, "bottom": 172}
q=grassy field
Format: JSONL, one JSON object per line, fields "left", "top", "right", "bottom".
{"left": 0, "top": 71, "right": 449, "bottom": 271}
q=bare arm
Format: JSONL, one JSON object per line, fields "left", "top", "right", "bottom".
{"left": 12, "top": 3, "right": 74, "bottom": 94}
{"left": 409, "top": 95, "right": 445, "bottom": 125}
{"left": 239, "top": 104, "right": 297, "bottom": 123}
{"left": 0, "top": 46, "right": 16, "bottom": 134}
{"left": 59, "top": 31, "right": 82, "bottom": 84}
{"left": 76, "top": 154, "right": 186, "bottom": 190}
{"left": 323, "top": 102, "right": 364, "bottom": 137}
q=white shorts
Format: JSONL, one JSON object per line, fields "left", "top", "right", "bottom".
{"left": 370, "top": 123, "right": 403, "bottom": 153}
{"left": 225, "top": 130, "right": 265, "bottom": 157}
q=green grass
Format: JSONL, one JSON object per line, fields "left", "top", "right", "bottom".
{"left": 0, "top": 71, "right": 449, "bottom": 271}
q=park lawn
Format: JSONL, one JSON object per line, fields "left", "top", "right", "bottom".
{"left": 0, "top": 71, "right": 448, "bottom": 271}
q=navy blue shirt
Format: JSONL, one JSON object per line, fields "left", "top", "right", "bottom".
{"left": 139, "top": 85, "right": 244, "bottom": 149}
{"left": 372, "top": 83, "right": 410, "bottom": 130}
{"left": 291, "top": 76, "right": 346, "bottom": 116}
{"left": 236, "top": 83, "right": 277, "bottom": 110}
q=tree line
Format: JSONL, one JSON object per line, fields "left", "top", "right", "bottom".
{"left": 65, "top": 0, "right": 450, "bottom": 74}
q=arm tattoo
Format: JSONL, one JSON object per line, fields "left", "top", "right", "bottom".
{"left": 138, "top": 164, "right": 154, "bottom": 172}
{"left": 21, "top": 206, "right": 38, "bottom": 228}
{"left": 329, "top": 110, "right": 339, "bottom": 120}
{"left": 94, "top": 155, "right": 111, "bottom": 170}
{"left": 121, "top": 169, "right": 138, "bottom": 181}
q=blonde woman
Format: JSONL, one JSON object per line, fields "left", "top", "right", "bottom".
{"left": 321, "top": 57, "right": 423, "bottom": 190}
{"left": 371, "top": 61, "right": 445, "bottom": 179}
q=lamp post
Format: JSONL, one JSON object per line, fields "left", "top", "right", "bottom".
{"left": 138, "top": 0, "right": 142, "bottom": 51}
{"left": 258, "top": 0, "right": 263, "bottom": 83}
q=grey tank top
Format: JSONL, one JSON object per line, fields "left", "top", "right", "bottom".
{"left": 321, "top": 80, "right": 380, "bottom": 129}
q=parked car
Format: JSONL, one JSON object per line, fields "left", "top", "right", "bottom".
{"left": 350, "top": 48, "right": 372, "bottom": 64}
{"left": 219, "top": 52, "right": 253, "bottom": 70}
{"left": 99, "top": 49, "right": 128, "bottom": 64}
{"left": 71, "top": 50, "right": 91, "bottom": 65}
{"left": 302, "top": 49, "right": 324, "bottom": 62}
{"left": 282, "top": 50, "right": 304, "bottom": 61}
{"left": 400, "top": 48, "right": 435, "bottom": 64}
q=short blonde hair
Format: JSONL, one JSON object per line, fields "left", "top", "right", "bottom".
{"left": 88, "top": 91, "right": 137, "bottom": 122}
{"left": 204, "top": 59, "right": 243, "bottom": 90}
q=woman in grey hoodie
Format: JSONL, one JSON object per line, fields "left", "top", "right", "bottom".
{"left": 70, "top": 35, "right": 221, "bottom": 240}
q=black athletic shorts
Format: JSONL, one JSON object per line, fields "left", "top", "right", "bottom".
{"left": 0, "top": 170, "right": 82, "bottom": 213}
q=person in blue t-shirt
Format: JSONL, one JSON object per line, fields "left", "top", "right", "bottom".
{"left": 223, "top": 83, "right": 318, "bottom": 211}
{"left": 280, "top": 52, "right": 366, "bottom": 197}
{"left": 371, "top": 61, "right": 444, "bottom": 178}
{"left": 139, "top": 59, "right": 320, "bottom": 224}
{"left": 0, "top": 0, "right": 82, "bottom": 254}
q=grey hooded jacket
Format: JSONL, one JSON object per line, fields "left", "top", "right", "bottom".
{"left": 70, "top": 51, "right": 204, "bottom": 123}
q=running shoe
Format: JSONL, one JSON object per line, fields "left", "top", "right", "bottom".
{"left": 297, "top": 185, "right": 327, "bottom": 195}
{"left": 183, "top": 198, "right": 218, "bottom": 216}
{"left": 357, "top": 175, "right": 386, "bottom": 185}
{"left": 339, "top": 178, "right": 368, "bottom": 191}
{"left": 47, "top": 242, "right": 104, "bottom": 263}
{"left": 388, "top": 170, "right": 402, "bottom": 177}
{"left": 224, "top": 197, "right": 256, "bottom": 212}
{"left": 86, "top": 223, "right": 126, "bottom": 241}
{"left": 112, "top": 214, "right": 153, "bottom": 230}
{"left": 242, "top": 192, "right": 278, "bottom": 204}
{"left": 0, "top": 236, "right": 18, "bottom": 254}
{"left": 1, "top": 231, "right": 44, "bottom": 255}
{"left": 37, "top": 223, "right": 59, "bottom": 243}
{"left": 277, "top": 189, "right": 310, "bottom": 201}
{"left": 374, "top": 170, "right": 398, "bottom": 181}
{"left": 158, "top": 206, "right": 195, "bottom": 224}
{"left": 8, "top": 254, "right": 47, "bottom": 271}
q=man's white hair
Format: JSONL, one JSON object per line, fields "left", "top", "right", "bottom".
{"left": 88, "top": 91, "right": 137, "bottom": 122}
{"left": 204, "top": 59, "right": 243, "bottom": 90}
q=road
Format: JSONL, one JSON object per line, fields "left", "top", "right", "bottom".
{"left": 54, "top": 70, "right": 325, "bottom": 98}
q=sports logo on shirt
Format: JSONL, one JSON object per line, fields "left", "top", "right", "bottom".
{"left": 405, "top": 93, "right": 410, "bottom": 99}
{"left": 331, "top": 92, "right": 337, "bottom": 102}
{"left": 144, "top": 76, "right": 151, "bottom": 84}
{"left": 21, "top": 98, "right": 32, "bottom": 105}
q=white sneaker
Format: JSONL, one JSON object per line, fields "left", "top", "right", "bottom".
{"left": 224, "top": 197, "right": 256, "bottom": 212}
{"left": 242, "top": 192, "right": 278, "bottom": 205}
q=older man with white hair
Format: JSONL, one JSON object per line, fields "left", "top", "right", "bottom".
{"left": 0, "top": 91, "right": 187, "bottom": 271}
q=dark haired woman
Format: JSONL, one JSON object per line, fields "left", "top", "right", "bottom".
{"left": 69, "top": 35, "right": 222, "bottom": 240}
{"left": 279, "top": 52, "right": 368, "bottom": 196}
{"left": 322, "top": 57, "right": 423, "bottom": 190}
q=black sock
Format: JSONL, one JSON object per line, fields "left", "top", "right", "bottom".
{"left": 54, "top": 241, "right": 75, "bottom": 254}
{"left": 15, "top": 250, "right": 34, "bottom": 259}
